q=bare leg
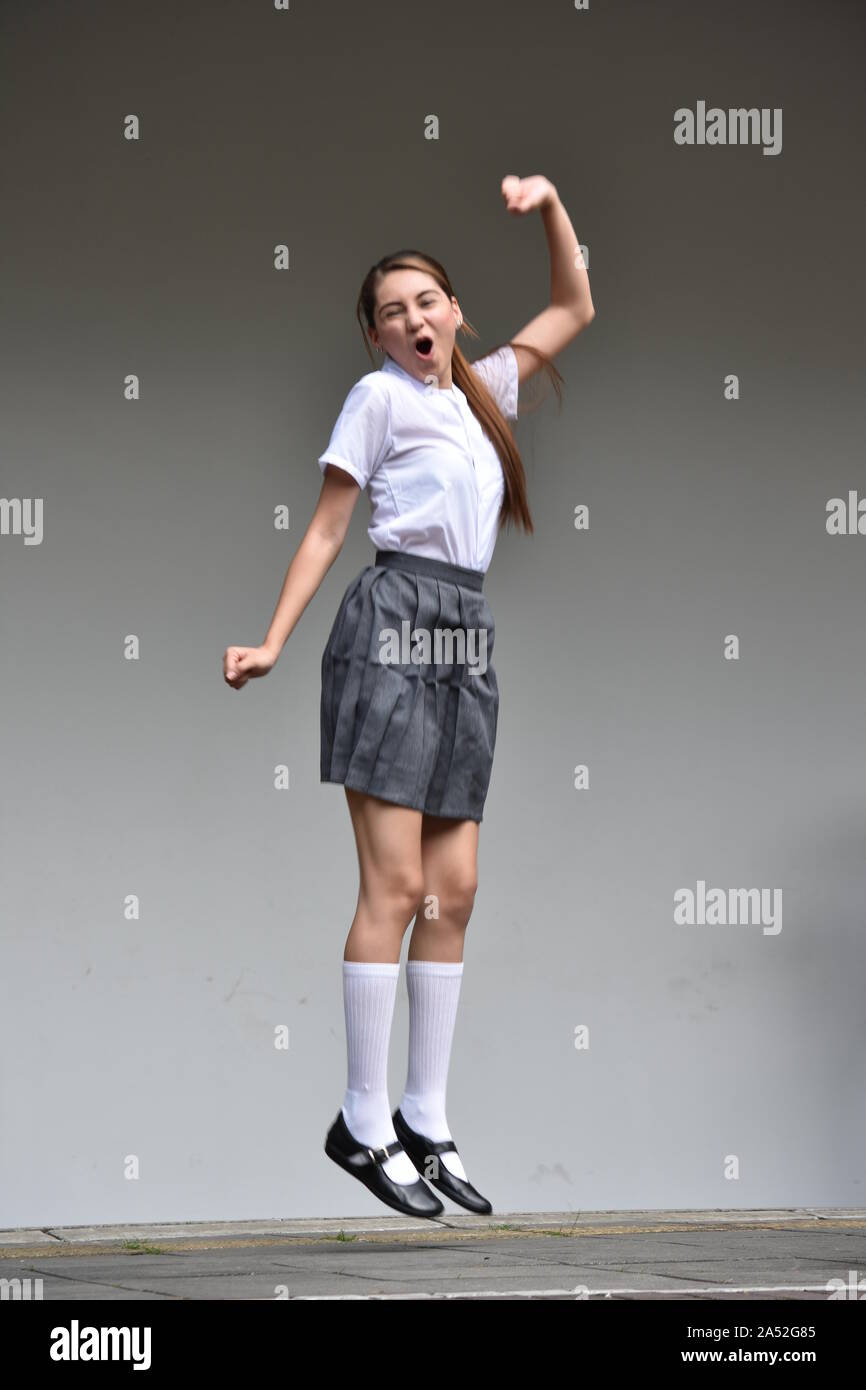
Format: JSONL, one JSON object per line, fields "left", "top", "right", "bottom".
{"left": 342, "top": 788, "right": 425, "bottom": 962}
{"left": 408, "top": 814, "right": 480, "bottom": 961}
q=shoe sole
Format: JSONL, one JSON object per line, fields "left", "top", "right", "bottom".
{"left": 415, "top": 1168, "right": 493, "bottom": 1215}
{"left": 324, "top": 1139, "right": 445, "bottom": 1219}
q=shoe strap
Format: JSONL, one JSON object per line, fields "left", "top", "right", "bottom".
{"left": 420, "top": 1138, "right": 458, "bottom": 1156}
{"left": 365, "top": 1139, "right": 404, "bottom": 1166}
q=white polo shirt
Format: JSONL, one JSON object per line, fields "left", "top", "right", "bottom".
{"left": 317, "top": 345, "right": 519, "bottom": 573}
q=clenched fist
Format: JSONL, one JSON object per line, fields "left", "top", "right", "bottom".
{"left": 223, "top": 644, "right": 277, "bottom": 690}
{"left": 500, "top": 174, "right": 558, "bottom": 215}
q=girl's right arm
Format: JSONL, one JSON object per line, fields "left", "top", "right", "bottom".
{"left": 223, "top": 466, "right": 361, "bottom": 689}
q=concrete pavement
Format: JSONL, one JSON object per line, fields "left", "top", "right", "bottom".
{"left": 2, "top": 1207, "right": 864, "bottom": 1300}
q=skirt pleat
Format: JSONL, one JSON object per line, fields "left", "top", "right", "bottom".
{"left": 320, "top": 556, "right": 499, "bottom": 821}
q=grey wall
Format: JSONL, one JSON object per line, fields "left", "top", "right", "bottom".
{"left": 2, "top": 0, "right": 865, "bottom": 1228}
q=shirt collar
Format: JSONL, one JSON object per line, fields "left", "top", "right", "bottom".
{"left": 381, "top": 353, "right": 462, "bottom": 400}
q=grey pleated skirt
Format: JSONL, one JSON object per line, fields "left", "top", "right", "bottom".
{"left": 320, "top": 549, "right": 499, "bottom": 822}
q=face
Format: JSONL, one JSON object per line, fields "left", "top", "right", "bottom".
{"left": 369, "top": 269, "right": 461, "bottom": 385}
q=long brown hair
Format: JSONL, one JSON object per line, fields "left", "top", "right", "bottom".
{"left": 356, "top": 249, "right": 563, "bottom": 535}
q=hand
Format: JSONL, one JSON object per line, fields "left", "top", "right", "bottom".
{"left": 501, "top": 174, "right": 558, "bottom": 215}
{"left": 223, "top": 643, "right": 278, "bottom": 689}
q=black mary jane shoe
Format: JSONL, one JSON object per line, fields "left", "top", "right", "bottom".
{"left": 324, "top": 1110, "right": 445, "bottom": 1219}
{"left": 392, "top": 1107, "right": 493, "bottom": 1215}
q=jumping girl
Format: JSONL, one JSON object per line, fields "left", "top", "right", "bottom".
{"left": 223, "top": 173, "right": 595, "bottom": 1219}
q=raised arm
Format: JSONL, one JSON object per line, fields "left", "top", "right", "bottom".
{"left": 500, "top": 174, "right": 596, "bottom": 385}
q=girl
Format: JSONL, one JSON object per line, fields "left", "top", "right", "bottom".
{"left": 223, "top": 173, "right": 595, "bottom": 1220}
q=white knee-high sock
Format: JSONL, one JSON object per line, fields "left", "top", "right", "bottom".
{"left": 340, "top": 961, "right": 419, "bottom": 1185}
{"left": 398, "top": 960, "right": 468, "bottom": 1182}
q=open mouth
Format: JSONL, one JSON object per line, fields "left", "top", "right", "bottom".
{"left": 414, "top": 335, "right": 434, "bottom": 359}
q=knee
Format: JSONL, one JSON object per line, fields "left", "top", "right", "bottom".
{"left": 383, "top": 867, "right": 427, "bottom": 925}
{"left": 432, "top": 870, "right": 478, "bottom": 927}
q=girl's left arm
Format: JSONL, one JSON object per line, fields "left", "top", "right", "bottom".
{"left": 500, "top": 174, "right": 596, "bottom": 384}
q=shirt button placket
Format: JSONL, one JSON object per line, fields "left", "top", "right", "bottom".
{"left": 456, "top": 399, "right": 481, "bottom": 569}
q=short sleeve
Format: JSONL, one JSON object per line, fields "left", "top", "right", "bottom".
{"left": 317, "top": 376, "right": 392, "bottom": 489}
{"left": 470, "top": 345, "right": 519, "bottom": 422}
